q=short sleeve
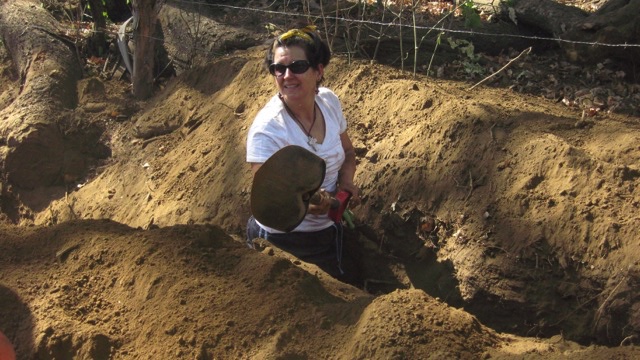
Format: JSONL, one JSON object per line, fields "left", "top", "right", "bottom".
{"left": 247, "top": 128, "right": 280, "bottom": 164}
{"left": 246, "top": 97, "right": 288, "bottom": 163}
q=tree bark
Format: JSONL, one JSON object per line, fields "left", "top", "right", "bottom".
{"left": 508, "top": 0, "right": 640, "bottom": 68}
{"left": 0, "top": 0, "right": 81, "bottom": 189}
{"left": 132, "top": 0, "right": 164, "bottom": 100}
{"left": 508, "top": 0, "right": 589, "bottom": 37}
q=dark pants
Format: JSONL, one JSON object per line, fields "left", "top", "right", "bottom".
{"left": 246, "top": 216, "right": 359, "bottom": 284}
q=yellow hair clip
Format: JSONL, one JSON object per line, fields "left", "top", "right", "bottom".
{"left": 278, "top": 25, "right": 317, "bottom": 43}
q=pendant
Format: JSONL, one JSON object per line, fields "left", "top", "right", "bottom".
{"left": 308, "top": 136, "right": 318, "bottom": 151}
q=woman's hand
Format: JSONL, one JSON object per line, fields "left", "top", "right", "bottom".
{"left": 307, "top": 189, "right": 333, "bottom": 215}
{"left": 339, "top": 182, "right": 361, "bottom": 207}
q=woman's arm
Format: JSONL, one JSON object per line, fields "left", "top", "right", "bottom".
{"left": 250, "top": 163, "right": 262, "bottom": 175}
{"left": 338, "top": 131, "right": 361, "bottom": 206}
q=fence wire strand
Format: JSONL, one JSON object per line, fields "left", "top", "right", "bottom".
{"left": 166, "top": 0, "right": 640, "bottom": 48}
{"left": 3, "top": 0, "right": 638, "bottom": 53}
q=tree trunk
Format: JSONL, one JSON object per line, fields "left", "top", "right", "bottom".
{"left": 132, "top": 0, "right": 164, "bottom": 100}
{"left": 508, "top": 0, "right": 589, "bottom": 36}
{"left": 0, "top": 0, "right": 81, "bottom": 189}
{"left": 507, "top": 0, "right": 640, "bottom": 70}
{"left": 86, "top": 0, "right": 108, "bottom": 56}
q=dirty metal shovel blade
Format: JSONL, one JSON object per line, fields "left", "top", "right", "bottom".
{"left": 251, "top": 145, "right": 326, "bottom": 232}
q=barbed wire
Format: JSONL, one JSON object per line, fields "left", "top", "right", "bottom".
{"left": 3, "top": 0, "right": 638, "bottom": 51}
{"left": 166, "top": 0, "right": 640, "bottom": 48}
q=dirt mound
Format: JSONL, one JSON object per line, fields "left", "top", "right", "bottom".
{"left": 0, "top": 220, "right": 496, "bottom": 358}
{"left": 2, "top": 220, "right": 639, "bottom": 359}
{"left": 2, "top": 29, "right": 640, "bottom": 360}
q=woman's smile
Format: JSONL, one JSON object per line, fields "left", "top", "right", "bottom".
{"left": 273, "top": 47, "right": 319, "bottom": 102}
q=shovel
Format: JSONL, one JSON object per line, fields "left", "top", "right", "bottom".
{"left": 251, "top": 145, "right": 351, "bottom": 232}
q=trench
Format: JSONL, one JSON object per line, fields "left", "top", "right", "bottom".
{"left": 345, "top": 214, "right": 601, "bottom": 346}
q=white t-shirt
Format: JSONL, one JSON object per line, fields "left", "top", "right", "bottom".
{"left": 247, "top": 87, "right": 347, "bottom": 233}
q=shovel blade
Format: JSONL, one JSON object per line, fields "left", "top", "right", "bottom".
{"left": 251, "top": 145, "right": 325, "bottom": 232}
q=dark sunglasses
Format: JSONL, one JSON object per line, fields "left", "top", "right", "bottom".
{"left": 269, "top": 60, "right": 311, "bottom": 77}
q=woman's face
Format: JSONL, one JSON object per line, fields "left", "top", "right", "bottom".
{"left": 272, "top": 45, "right": 323, "bottom": 103}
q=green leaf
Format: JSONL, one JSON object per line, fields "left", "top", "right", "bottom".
{"left": 461, "top": 1, "right": 481, "bottom": 28}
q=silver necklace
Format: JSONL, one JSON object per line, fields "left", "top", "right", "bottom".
{"left": 280, "top": 95, "right": 318, "bottom": 151}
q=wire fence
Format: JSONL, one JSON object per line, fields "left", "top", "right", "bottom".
{"left": 166, "top": 0, "right": 640, "bottom": 49}
{"left": 5, "top": 0, "right": 640, "bottom": 76}
{"left": 20, "top": 0, "right": 639, "bottom": 50}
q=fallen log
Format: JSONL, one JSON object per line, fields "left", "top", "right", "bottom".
{"left": 506, "top": 0, "right": 640, "bottom": 69}
{"left": 0, "top": 0, "right": 81, "bottom": 188}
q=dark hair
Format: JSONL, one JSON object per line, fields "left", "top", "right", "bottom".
{"left": 264, "top": 26, "right": 331, "bottom": 73}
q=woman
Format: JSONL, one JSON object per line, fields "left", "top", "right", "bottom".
{"left": 246, "top": 25, "right": 361, "bottom": 282}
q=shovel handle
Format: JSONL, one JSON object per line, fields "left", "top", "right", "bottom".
{"left": 309, "top": 190, "right": 352, "bottom": 223}
{"left": 309, "top": 190, "right": 340, "bottom": 208}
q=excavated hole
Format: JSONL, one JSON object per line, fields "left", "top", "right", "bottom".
{"left": 346, "top": 211, "right": 606, "bottom": 346}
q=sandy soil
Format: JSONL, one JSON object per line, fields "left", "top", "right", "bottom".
{"left": 1, "top": 1, "right": 640, "bottom": 359}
